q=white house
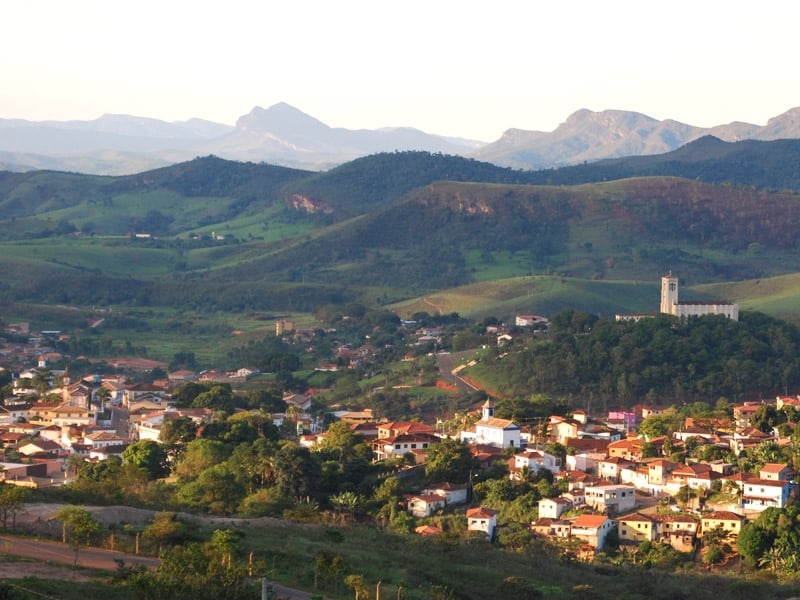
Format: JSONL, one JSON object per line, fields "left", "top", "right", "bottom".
{"left": 597, "top": 457, "right": 635, "bottom": 483}
{"left": 538, "top": 497, "right": 573, "bottom": 520}
{"left": 466, "top": 506, "right": 498, "bottom": 540}
{"left": 571, "top": 514, "right": 615, "bottom": 550}
{"left": 406, "top": 494, "right": 446, "bottom": 518}
{"left": 515, "top": 314, "right": 548, "bottom": 328}
{"left": 741, "top": 478, "right": 794, "bottom": 511}
{"left": 420, "top": 483, "right": 469, "bottom": 506}
{"left": 372, "top": 432, "right": 439, "bottom": 462}
{"left": 511, "top": 448, "right": 561, "bottom": 476}
{"left": 583, "top": 484, "right": 637, "bottom": 516}
{"left": 565, "top": 452, "right": 604, "bottom": 474}
{"left": 619, "top": 464, "right": 651, "bottom": 490}
{"left": 84, "top": 430, "right": 127, "bottom": 449}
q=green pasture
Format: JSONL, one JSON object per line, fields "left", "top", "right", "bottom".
{"left": 464, "top": 249, "right": 531, "bottom": 281}
{"left": 0, "top": 238, "right": 180, "bottom": 276}
{"left": 390, "top": 276, "right": 661, "bottom": 321}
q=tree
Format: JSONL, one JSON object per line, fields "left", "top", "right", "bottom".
{"left": 737, "top": 522, "right": 771, "bottom": 567}
{"left": 208, "top": 528, "right": 239, "bottom": 568}
{"left": 344, "top": 574, "right": 370, "bottom": 600}
{"left": 315, "top": 550, "right": 347, "bottom": 594}
{"left": 316, "top": 421, "right": 366, "bottom": 463}
{"left": 176, "top": 464, "right": 246, "bottom": 514}
{"left": 142, "top": 512, "right": 191, "bottom": 556}
{"left": 272, "top": 443, "right": 319, "bottom": 499}
{"left": 424, "top": 438, "right": 476, "bottom": 483}
{"left": 638, "top": 414, "right": 673, "bottom": 439}
{"left": 192, "top": 384, "right": 237, "bottom": 413}
{"left": 55, "top": 505, "right": 101, "bottom": 566}
{"left": 160, "top": 415, "right": 199, "bottom": 446}
{"left": 174, "top": 438, "right": 231, "bottom": 482}
{"left": 0, "top": 484, "right": 28, "bottom": 529}
{"left": 330, "top": 491, "right": 364, "bottom": 523}
{"left": 674, "top": 485, "right": 696, "bottom": 510}
{"left": 246, "top": 389, "right": 287, "bottom": 413}
{"left": 130, "top": 540, "right": 254, "bottom": 600}
{"left": 122, "top": 440, "right": 169, "bottom": 479}
{"left": 66, "top": 453, "right": 86, "bottom": 478}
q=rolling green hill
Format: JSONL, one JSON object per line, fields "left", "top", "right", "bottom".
{"left": 2, "top": 147, "right": 800, "bottom": 336}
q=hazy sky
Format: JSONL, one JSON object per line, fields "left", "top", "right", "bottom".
{"left": 3, "top": 1, "right": 799, "bottom": 141}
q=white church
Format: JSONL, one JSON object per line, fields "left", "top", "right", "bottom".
{"left": 460, "top": 398, "right": 521, "bottom": 448}
{"left": 616, "top": 273, "right": 738, "bottom": 322}
{"left": 660, "top": 272, "right": 738, "bottom": 321}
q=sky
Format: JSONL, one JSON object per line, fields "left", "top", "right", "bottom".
{"left": 2, "top": 1, "right": 800, "bottom": 142}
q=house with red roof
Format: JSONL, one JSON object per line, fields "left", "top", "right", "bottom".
{"left": 571, "top": 514, "right": 615, "bottom": 550}
{"left": 617, "top": 512, "right": 657, "bottom": 544}
{"left": 372, "top": 432, "right": 439, "bottom": 461}
{"left": 531, "top": 517, "right": 572, "bottom": 538}
{"left": 414, "top": 525, "right": 443, "bottom": 537}
{"left": 667, "top": 463, "right": 716, "bottom": 492}
{"left": 405, "top": 494, "right": 446, "bottom": 518}
{"left": 652, "top": 514, "right": 699, "bottom": 552}
{"left": 466, "top": 506, "right": 498, "bottom": 540}
{"left": 420, "top": 483, "right": 468, "bottom": 507}
{"left": 538, "top": 497, "right": 573, "bottom": 520}
{"left": 742, "top": 477, "right": 794, "bottom": 511}
{"left": 377, "top": 420, "right": 435, "bottom": 439}
{"left": 597, "top": 456, "right": 635, "bottom": 483}
{"left": 759, "top": 462, "right": 794, "bottom": 481}
{"left": 700, "top": 511, "right": 746, "bottom": 541}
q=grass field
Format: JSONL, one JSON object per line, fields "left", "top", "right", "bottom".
{"left": 390, "top": 273, "right": 800, "bottom": 325}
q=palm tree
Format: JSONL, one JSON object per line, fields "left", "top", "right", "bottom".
{"left": 95, "top": 386, "right": 111, "bottom": 408}
{"left": 66, "top": 453, "right": 85, "bottom": 479}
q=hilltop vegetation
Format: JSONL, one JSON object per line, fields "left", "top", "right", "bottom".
{"left": 1, "top": 143, "right": 800, "bottom": 350}
{"left": 464, "top": 310, "right": 800, "bottom": 413}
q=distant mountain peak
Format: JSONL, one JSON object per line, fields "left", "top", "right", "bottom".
{"left": 236, "top": 103, "right": 329, "bottom": 136}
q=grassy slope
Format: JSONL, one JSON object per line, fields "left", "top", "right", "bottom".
{"left": 698, "top": 273, "right": 800, "bottom": 323}
{"left": 390, "top": 273, "right": 800, "bottom": 325}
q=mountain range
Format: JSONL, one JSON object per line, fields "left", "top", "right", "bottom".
{"left": 2, "top": 103, "right": 800, "bottom": 175}
{"left": 3, "top": 137, "right": 800, "bottom": 325}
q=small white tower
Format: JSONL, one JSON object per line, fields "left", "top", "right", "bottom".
{"left": 660, "top": 272, "right": 678, "bottom": 315}
{"left": 481, "top": 398, "right": 495, "bottom": 421}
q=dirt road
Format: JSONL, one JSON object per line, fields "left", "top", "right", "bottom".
{"left": 0, "top": 535, "right": 159, "bottom": 571}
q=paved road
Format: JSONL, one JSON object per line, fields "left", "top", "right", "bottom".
{"left": 435, "top": 350, "right": 482, "bottom": 393}
{"left": 0, "top": 536, "right": 328, "bottom": 599}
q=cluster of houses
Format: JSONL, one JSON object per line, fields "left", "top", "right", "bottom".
{"left": 0, "top": 364, "right": 324, "bottom": 487}
{"left": 319, "top": 396, "right": 798, "bottom": 553}
{"left": 1, "top": 312, "right": 797, "bottom": 557}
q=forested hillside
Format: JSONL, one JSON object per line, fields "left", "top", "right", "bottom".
{"left": 468, "top": 310, "right": 800, "bottom": 413}
{"left": 2, "top": 145, "right": 800, "bottom": 321}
